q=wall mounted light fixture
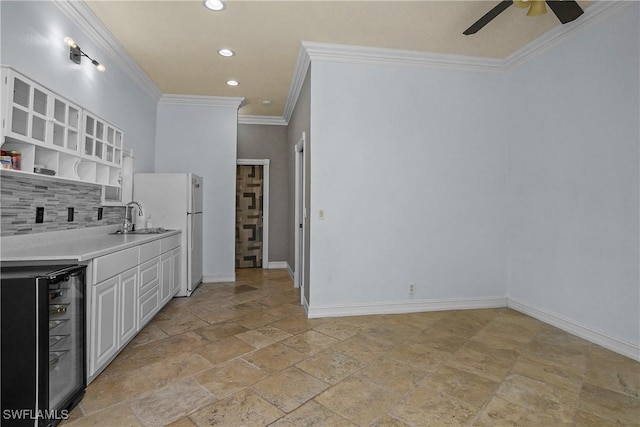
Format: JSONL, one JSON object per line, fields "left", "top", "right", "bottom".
{"left": 64, "top": 37, "right": 106, "bottom": 72}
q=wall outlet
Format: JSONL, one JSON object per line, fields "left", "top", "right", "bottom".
{"left": 35, "top": 207, "right": 44, "bottom": 224}
{"left": 408, "top": 283, "right": 415, "bottom": 294}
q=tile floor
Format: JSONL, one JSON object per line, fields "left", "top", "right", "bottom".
{"left": 64, "top": 269, "right": 640, "bottom": 426}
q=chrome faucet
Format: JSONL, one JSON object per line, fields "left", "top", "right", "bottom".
{"left": 122, "top": 201, "right": 144, "bottom": 233}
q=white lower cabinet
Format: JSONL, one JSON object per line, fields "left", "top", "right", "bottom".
{"left": 88, "top": 233, "right": 181, "bottom": 382}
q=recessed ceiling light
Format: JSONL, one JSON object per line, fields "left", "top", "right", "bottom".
{"left": 226, "top": 80, "right": 239, "bottom": 87}
{"left": 262, "top": 100, "right": 272, "bottom": 106}
{"left": 218, "top": 48, "right": 234, "bottom": 57}
{"left": 203, "top": 0, "right": 224, "bottom": 11}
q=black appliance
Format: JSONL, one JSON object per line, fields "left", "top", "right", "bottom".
{"left": 1, "top": 264, "right": 86, "bottom": 426}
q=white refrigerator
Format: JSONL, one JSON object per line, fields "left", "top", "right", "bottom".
{"left": 134, "top": 173, "right": 203, "bottom": 296}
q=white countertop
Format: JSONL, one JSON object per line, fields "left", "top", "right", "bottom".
{"left": 1, "top": 226, "right": 182, "bottom": 263}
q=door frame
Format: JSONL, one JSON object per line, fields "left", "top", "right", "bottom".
{"left": 294, "top": 132, "right": 306, "bottom": 301}
{"left": 236, "top": 159, "right": 270, "bottom": 268}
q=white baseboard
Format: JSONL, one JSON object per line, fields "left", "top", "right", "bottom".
{"left": 287, "top": 263, "right": 295, "bottom": 282}
{"left": 267, "top": 261, "right": 289, "bottom": 269}
{"left": 307, "top": 297, "right": 507, "bottom": 319}
{"left": 203, "top": 274, "right": 236, "bottom": 283}
{"left": 508, "top": 298, "right": 640, "bottom": 362}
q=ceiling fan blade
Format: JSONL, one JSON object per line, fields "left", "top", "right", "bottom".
{"left": 545, "top": 0, "right": 584, "bottom": 24}
{"left": 463, "top": 0, "right": 513, "bottom": 35}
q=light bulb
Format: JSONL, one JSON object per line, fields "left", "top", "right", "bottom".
{"left": 64, "top": 37, "right": 77, "bottom": 48}
{"left": 203, "top": 0, "right": 224, "bottom": 11}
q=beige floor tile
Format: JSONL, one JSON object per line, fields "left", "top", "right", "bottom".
{"left": 296, "top": 350, "right": 365, "bottom": 384}
{"left": 370, "top": 414, "right": 413, "bottom": 427}
{"left": 128, "top": 324, "right": 169, "bottom": 348}
{"left": 235, "top": 325, "right": 293, "bottom": 348}
{"left": 357, "top": 356, "right": 429, "bottom": 393}
{"left": 422, "top": 364, "right": 499, "bottom": 407}
{"left": 152, "top": 312, "right": 208, "bottom": 336}
{"left": 312, "top": 320, "right": 362, "bottom": 340}
{"left": 473, "top": 396, "right": 572, "bottom": 426}
{"left": 193, "top": 358, "right": 269, "bottom": 400}
{"left": 390, "top": 385, "right": 480, "bottom": 426}
{"left": 195, "top": 321, "right": 249, "bottom": 342}
{"left": 71, "top": 269, "right": 637, "bottom": 427}
{"left": 200, "top": 336, "right": 256, "bottom": 365}
{"left": 269, "top": 400, "right": 357, "bottom": 427}
{"left": 234, "top": 312, "right": 281, "bottom": 329}
{"left": 329, "top": 334, "right": 395, "bottom": 363}
{"left": 385, "top": 339, "right": 451, "bottom": 372}
{"left": 315, "top": 376, "right": 401, "bottom": 426}
{"left": 242, "top": 342, "right": 306, "bottom": 373}
{"left": 64, "top": 402, "right": 143, "bottom": 427}
{"left": 585, "top": 345, "right": 640, "bottom": 398}
{"left": 578, "top": 382, "right": 640, "bottom": 425}
{"left": 572, "top": 409, "right": 630, "bottom": 427}
{"left": 281, "top": 330, "right": 340, "bottom": 355}
{"left": 252, "top": 366, "right": 330, "bottom": 412}
{"left": 495, "top": 373, "right": 579, "bottom": 424}
{"left": 420, "top": 326, "right": 470, "bottom": 351}
{"left": 448, "top": 345, "right": 516, "bottom": 382}
{"left": 188, "top": 388, "right": 284, "bottom": 426}
{"left": 129, "top": 378, "right": 213, "bottom": 426}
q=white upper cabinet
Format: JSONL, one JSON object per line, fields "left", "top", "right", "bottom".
{"left": 1, "top": 67, "right": 126, "bottom": 193}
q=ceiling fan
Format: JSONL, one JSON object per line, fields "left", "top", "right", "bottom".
{"left": 463, "top": 0, "right": 584, "bottom": 35}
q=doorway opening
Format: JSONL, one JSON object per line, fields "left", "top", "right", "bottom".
{"left": 235, "top": 159, "right": 270, "bottom": 269}
{"left": 294, "top": 132, "right": 306, "bottom": 306}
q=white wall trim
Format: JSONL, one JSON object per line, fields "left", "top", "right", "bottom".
{"left": 508, "top": 298, "right": 640, "bottom": 362}
{"left": 286, "top": 262, "right": 295, "bottom": 282}
{"left": 160, "top": 94, "right": 245, "bottom": 109}
{"left": 503, "top": 1, "right": 628, "bottom": 70}
{"left": 302, "top": 41, "right": 506, "bottom": 73}
{"left": 238, "top": 115, "right": 288, "bottom": 126}
{"left": 237, "top": 159, "right": 270, "bottom": 268}
{"left": 307, "top": 297, "right": 507, "bottom": 319}
{"left": 283, "top": 44, "right": 312, "bottom": 124}
{"left": 53, "top": 0, "right": 161, "bottom": 102}
{"left": 203, "top": 274, "right": 236, "bottom": 283}
{"left": 267, "top": 261, "right": 289, "bottom": 269}
{"left": 282, "top": 2, "right": 624, "bottom": 126}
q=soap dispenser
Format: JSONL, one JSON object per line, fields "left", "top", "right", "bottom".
{"left": 146, "top": 215, "right": 153, "bottom": 229}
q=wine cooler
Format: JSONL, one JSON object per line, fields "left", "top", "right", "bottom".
{"left": 1, "top": 264, "right": 86, "bottom": 426}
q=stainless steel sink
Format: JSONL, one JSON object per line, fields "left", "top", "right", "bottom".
{"left": 111, "top": 227, "right": 171, "bottom": 235}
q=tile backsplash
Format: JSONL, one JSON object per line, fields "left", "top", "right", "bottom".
{"left": 1, "top": 174, "right": 124, "bottom": 236}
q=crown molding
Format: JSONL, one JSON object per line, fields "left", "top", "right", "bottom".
{"left": 53, "top": 0, "right": 161, "bottom": 102}
{"left": 238, "top": 115, "right": 288, "bottom": 126}
{"left": 282, "top": 44, "right": 312, "bottom": 125}
{"left": 159, "top": 94, "right": 245, "bottom": 109}
{"left": 503, "top": 1, "right": 628, "bottom": 70}
{"left": 281, "top": 1, "right": 626, "bottom": 126}
{"left": 302, "top": 41, "right": 506, "bottom": 73}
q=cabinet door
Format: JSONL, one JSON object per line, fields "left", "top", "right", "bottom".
{"left": 90, "top": 276, "right": 119, "bottom": 376}
{"left": 160, "top": 252, "right": 172, "bottom": 304}
{"left": 171, "top": 247, "right": 182, "bottom": 296}
{"left": 119, "top": 267, "right": 138, "bottom": 344}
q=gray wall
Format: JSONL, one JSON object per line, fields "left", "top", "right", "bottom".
{"left": 154, "top": 98, "right": 239, "bottom": 281}
{"left": 237, "top": 124, "right": 289, "bottom": 263}
{"left": 287, "top": 69, "right": 312, "bottom": 304}
{"left": 506, "top": 3, "right": 639, "bottom": 348}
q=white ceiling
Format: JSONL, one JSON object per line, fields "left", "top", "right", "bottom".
{"left": 85, "top": 0, "right": 592, "bottom": 117}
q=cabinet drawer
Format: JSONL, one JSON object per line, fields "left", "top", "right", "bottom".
{"left": 94, "top": 246, "right": 139, "bottom": 283}
{"left": 139, "top": 287, "right": 159, "bottom": 327}
{"left": 161, "top": 233, "right": 181, "bottom": 253}
{"left": 140, "top": 240, "right": 162, "bottom": 264}
{"left": 139, "top": 258, "right": 160, "bottom": 296}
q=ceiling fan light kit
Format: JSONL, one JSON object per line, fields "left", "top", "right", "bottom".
{"left": 463, "top": 0, "right": 583, "bottom": 35}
